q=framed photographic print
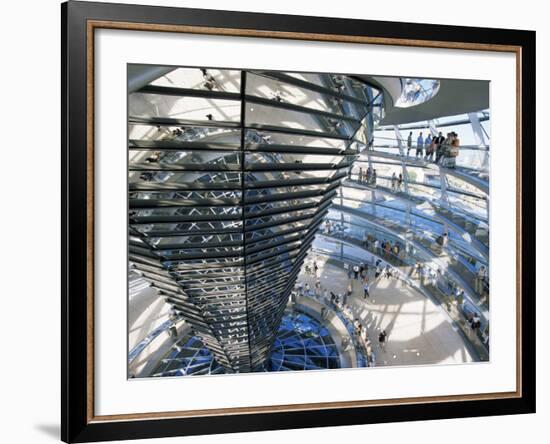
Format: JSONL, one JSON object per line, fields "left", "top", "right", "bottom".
{"left": 61, "top": 1, "right": 536, "bottom": 442}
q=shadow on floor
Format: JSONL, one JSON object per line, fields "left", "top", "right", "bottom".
{"left": 34, "top": 423, "right": 59, "bottom": 440}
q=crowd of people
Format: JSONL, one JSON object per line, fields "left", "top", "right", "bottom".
{"left": 361, "top": 234, "right": 408, "bottom": 266}
{"left": 299, "top": 211, "right": 492, "bottom": 363}
{"left": 350, "top": 130, "right": 461, "bottom": 194}
{"left": 294, "top": 233, "right": 489, "bottom": 366}
{"left": 335, "top": 226, "right": 488, "bottom": 305}
{"left": 356, "top": 166, "right": 377, "bottom": 185}
{"left": 352, "top": 319, "right": 383, "bottom": 365}
{"left": 475, "top": 264, "right": 489, "bottom": 303}
{"left": 390, "top": 172, "right": 405, "bottom": 192}
{"left": 362, "top": 229, "right": 487, "bottom": 314}
{"left": 346, "top": 258, "right": 397, "bottom": 365}
{"left": 295, "top": 256, "right": 403, "bottom": 367}
{"left": 405, "top": 130, "right": 461, "bottom": 167}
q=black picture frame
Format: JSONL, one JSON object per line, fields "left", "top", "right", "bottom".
{"left": 62, "top": 1, "right": 536, "bottom": 442}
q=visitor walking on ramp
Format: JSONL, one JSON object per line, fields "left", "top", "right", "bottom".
{"left": 378, "top": 330, "right": 388, "bottom": 350}
{"left": 363, "top": 281, "right": 370, "bottom": 299}
{"left": 407, "top": 131, "right": 413, "bottom": 156}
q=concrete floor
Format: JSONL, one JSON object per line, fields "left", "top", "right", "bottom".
{"left": 298, "top": 255, "right": 474, "bottom": 367}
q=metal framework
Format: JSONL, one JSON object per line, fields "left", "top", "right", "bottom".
{"left": 128, "top": 67, "right": 378, "bottom": 372}
{"left": 148, "top": 311, "right": 341, "bottom": 377}
{"left": 316, "top": 107, "right": 492, "bottom": 354}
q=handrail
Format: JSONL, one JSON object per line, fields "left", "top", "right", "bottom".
{"left": 293, "top": 293, "right": 369, "bottom": 367}
{"left": 310, "top": 236, "right": 489, "bottom": 359}
{"left": 376, "top": 113, "right": 490, "bottom": 132}
{"left": 310, "top": 246, "right": 488, "bottom": 361}
{"left": 372, "top": 135, "right": 490, "bottom": 150}
{"left": 336, "top": 187, "right": 489, "bottom": 260}
{"left": 350, "top": 151, "right": 490, "bottom": 195}
{"left": 321, "top": 211, "right": 489, "bottom": 315}
{"left": 343, "top": 177, "right": 489, "bottom": 230}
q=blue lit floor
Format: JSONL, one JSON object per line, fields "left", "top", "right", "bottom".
{"left": 148, "top": 311, "right": 341, "bottom": 377}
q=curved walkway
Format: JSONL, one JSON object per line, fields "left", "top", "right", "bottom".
{"left": 328, "top": 205, "right": 489, "bottom": 313}
{"left": 298, "top": 256, "right": 476, "bottom": 367}
{"left": 360, "top": 149, "right": 489, "bottom": 194}
{"left": 343, "top": 178, "right": 489, "bottom": 256}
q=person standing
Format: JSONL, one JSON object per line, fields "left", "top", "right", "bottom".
{"left": 441, "top": 232, "right": 449, "bottom": 247}
{"left": 360, "top": 263, "right": 368, "bottom": 280}
{"left": 357, "top": 321, "right": 363, "bottom": 336}
{"left": 424, "top": 133, "right": 432, "bottom": 158}
{"left": 375, "top": 264, "right": 382, "bottom": 280}
{"left": 392, "top": 244, "right": 400, "bottom": 262}
{"left": 426, "top": 135, "right": 436, "bottom": 161}
{"left": 346, "top": 263, "right": 353, "bottom": 279}
{"left": 325, "top": 219, "right": 332, "bottom": 235}
{"left": 367, "top": 349, "right": 375, "bottom": 367}
{"left": 416, "top": 132, "right": 424, "bottom": 157}
{"left": 407, "top": 131, "right": 413, "bottom": 156}
{"left": 420, "top": 264, "right": 430, "bottom": 286}
{"left": 391, "top": 172, "right": 398, "bottom": 192}
{"left": 363, "top": 279, "right": 370, "bottom": 299}
{"left": 384, "top": 241, "right": 391, "bottom": 258}
{"left": 417, "top": 262, "right": 424, "bottom": 279}
{"left": 476, "top": 265, "right": 487, "bottom": 294}
{"left": 378, "top": 330, "right": 388, "bottom": 350}
{"left": 353, "top": 263, "right": 360, "bottom": 280}
{"left": 435, "top": 131, "right": 445, "bottom": 162}
{"left": 471, "top": 314, "right": 481, "bottom": 331}
{"left": 448, "top": 131, "right": 460, "bottom": 168}
{"left": 361, "top": 328, "right": 369, "bottom": 345}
